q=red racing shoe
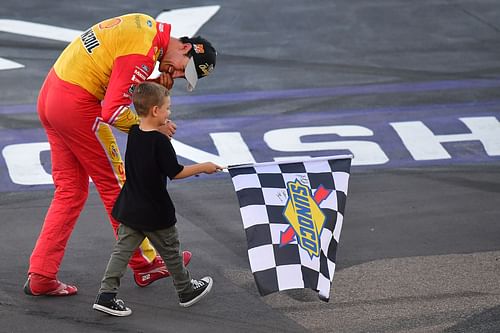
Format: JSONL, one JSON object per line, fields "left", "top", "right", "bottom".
{"left": 133, "top": 251, "right": 192, "bottom": 287}
{"left": 23, "top": 273, "right": 78, "bottom": 296}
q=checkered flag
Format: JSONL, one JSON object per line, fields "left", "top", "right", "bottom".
{"left": 228, "top": 155, "right": 352, "bottom": 302}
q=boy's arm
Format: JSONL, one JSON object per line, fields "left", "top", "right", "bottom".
{"left": 174, "top": 162, "right": 223, "bottom": 179}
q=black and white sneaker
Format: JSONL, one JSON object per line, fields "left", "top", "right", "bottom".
{"left": 179, "top": 277, "right": 213, "bottom": 308}
{"left": 93, "top": 293, "right": 132, "bottom": 317}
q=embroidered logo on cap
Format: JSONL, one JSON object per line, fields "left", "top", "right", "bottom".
{"left": 193, "top": 44, "right": 205, "bottom": 54}
{"left": 198, "top": 63, "right": 214, "bottom": 77}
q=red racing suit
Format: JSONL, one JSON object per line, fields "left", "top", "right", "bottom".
{"left": 30, "top": 14, "right": 171, "bottom": 279}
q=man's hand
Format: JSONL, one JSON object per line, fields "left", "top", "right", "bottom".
{"left": 155, "top": 72, "right": 174, "bottom": 90}
{"left": 158, "top": 120, "right": 177, "bottom": 139}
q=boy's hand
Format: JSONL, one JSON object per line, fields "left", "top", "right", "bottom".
{"left": 203, "top": 162, "right": 224, "bottom": 174}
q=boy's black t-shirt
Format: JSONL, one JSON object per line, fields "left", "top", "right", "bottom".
{"left": 112, "top": 125, "right": 184, "bottom": 231}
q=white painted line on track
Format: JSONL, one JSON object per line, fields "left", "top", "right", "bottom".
{"left": 0, "top": 5, "right": 221, "bottom": 73}
{"left": 0, "top": 57, "right": 24, "bottom": 70}
{"left": 0, "top": 19, "right": 79, "bottom": 42}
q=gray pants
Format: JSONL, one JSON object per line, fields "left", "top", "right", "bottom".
{"left": 99, "top": 224, "right": 192, "bottom": 295}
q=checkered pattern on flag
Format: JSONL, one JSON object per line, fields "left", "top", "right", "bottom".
{"left": 228, "top": 155, "right": 352, "bottom": 302}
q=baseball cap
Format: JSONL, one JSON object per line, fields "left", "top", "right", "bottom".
{"left": 182, "top": 36, "right": 217, "bottom": 91}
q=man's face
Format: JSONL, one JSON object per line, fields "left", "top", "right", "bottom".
{"left": 158, "top": 42, "right": 192, "bottom": 81}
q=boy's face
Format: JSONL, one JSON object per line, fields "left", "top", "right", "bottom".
{"left": 157, "top": 96, "right": 171, "bottom": 126}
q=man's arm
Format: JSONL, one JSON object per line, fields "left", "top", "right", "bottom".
{"left": 101, "top": 54, "right": 155, "bottom": 133}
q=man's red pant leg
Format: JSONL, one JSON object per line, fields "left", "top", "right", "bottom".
{"left": 29, "top": 70, "right": 157, "bottom": 279}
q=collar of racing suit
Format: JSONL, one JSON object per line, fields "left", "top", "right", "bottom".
{"left": 154, "top": 22, "right": 172, "bottom": 62}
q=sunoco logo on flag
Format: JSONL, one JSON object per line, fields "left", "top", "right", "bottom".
{"left": 281, "top": 180, "right": 331, "bottom": 258}
{"left": 228, "top": 155, "right": 352, "bottom": 302}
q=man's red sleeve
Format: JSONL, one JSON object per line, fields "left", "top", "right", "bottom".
{"left": 101, "top": 54, "right": 156, "bottom": 133}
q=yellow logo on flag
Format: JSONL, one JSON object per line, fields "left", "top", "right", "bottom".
{"left": 283, "top": 179, "right": 326, "bottom": 258}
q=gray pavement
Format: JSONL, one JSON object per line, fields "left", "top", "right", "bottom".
{"left": 1, "top": 1, "right": 500, "bottom": 332}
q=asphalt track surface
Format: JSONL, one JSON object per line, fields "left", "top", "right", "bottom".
{"left": 1, "top": 1, "right": 500, "bottom": 332}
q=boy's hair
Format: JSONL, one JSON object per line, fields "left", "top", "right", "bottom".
{"left": 132, "top": 82, "right": 170, "bottom": 117}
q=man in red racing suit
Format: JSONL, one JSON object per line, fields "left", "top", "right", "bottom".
{"left": 24, "top": 13, "right": 217, "bottom": 296}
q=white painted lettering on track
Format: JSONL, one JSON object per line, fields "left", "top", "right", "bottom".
{"left": 2, "top": 142, "right": 51, "bottom": 185}
{"left": 2, "top": 116, "right": 499, "bottom": 186}
{"left": 390, "top": 116, "right": 500, "bottom": 160}
{"left": 264, "top": 125, "right": 389, "bottom": 166}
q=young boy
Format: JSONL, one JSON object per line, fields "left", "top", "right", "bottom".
{"left": 93, "top": 82, "right": 223, "bottom": 316}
